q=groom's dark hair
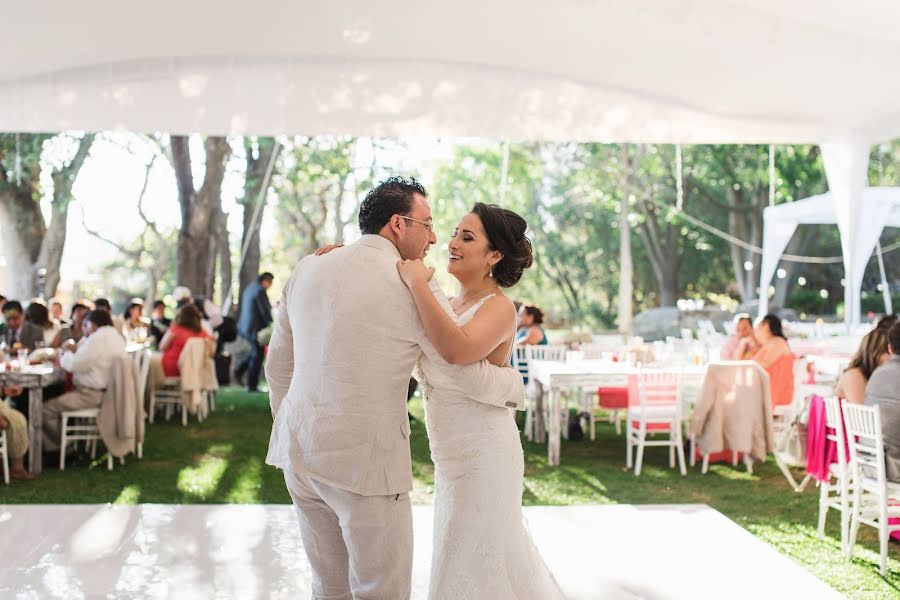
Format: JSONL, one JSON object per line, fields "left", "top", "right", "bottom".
{"left": 359, "top": 177, "right": 428, "bottom": 235}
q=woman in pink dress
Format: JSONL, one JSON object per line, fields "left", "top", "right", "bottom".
{"left": 751, "top": 314, "right": 794, "bottom": 407}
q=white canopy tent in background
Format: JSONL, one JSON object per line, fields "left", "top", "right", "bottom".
{"left": 759, "top": 188, "right": 900, "bottom": 321}
{"left": 3, "top": 1, "right": 900, "bottom": 325}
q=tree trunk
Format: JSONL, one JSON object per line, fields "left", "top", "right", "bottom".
{"left": 174, "top": 135, "right": 231, "bottom": 297}
{"left": 36, "top": 134, "right": 94, "bottom": 297}
{"left": 238, "top": 138, "right": 279, "bottom": 309}
{"left": 218, "top": 207, "right": 232, "bottom": 305}
{"left": 0, "top": 187, "right": 44, "bottom": 299}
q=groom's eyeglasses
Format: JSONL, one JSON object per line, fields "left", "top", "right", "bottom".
{"left": 399, "top": 215, "right": 434, "bottom": 232}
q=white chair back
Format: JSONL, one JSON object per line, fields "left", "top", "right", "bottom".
{"left": 822, "top": 396, "right": 848, "bottom": 466}
{"left": 512, "top": 346, "right": 529, "bottom": 380}
{"left": 524, "top": 345, "right": 567, "bottom": 386}
{"left": 637, "top": 369, "right": 682, "bottom": 414}
{"left": 842, "top": 401, "right": 886, "bottom": 484}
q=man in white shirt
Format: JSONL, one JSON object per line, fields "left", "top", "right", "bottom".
{"left": 42, "top": 309, "right": 127, "bottom": 451}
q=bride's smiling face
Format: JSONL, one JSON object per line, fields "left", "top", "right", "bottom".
{"left": 447, "top": 213, "right": 502, "bottom": 280}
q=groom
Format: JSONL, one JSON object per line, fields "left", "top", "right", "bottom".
{"left": 265, "top": 177, "right": 524, "bottom": 599}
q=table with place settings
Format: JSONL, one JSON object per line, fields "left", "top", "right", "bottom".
{"left": 0, "top": 364, "right": 63, "bottom": 474}
{"left": 529, "top": 360, "right": 707, "bottom": 466}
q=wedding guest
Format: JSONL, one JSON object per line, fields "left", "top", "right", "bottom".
{"left": 0, "top": 300, "right": 45, "bottom": 352}
{"left": 94, "top": 297, "right": 125, "bottom": 336}
{"left": 721, "top": 313, "right": 759, "bottom": 360}
{"left": 25, "top": 300, "right": 61, "bottom": 347}
{"left": 835, "top": 328, "right": 890, "bottom": 404}
{"left": 751, "top": 314, "right": 795, "bottom": 407}
{"left": 235, "top": 273, "right": 274, "bottom": 393}
{"left": 42, "top": 309, "right": 126, "bottom": 451}
{"left": 150, "top": 299, "right": 171, "bottom": 342}
{"left": 158, "top": 304, "right": 214, "bottom": 377}
{"left": 121, "top": 298, "right": 151, "bottom": 338}
{"left": 876, "top": 313, "right": 898, "bottom": 332}
{"left": 49, "top": 299, "right": 69, "bottom": 327}
{"left": 515, "top": 304, "right": 548, "bottom": 346}
{"left": 0, "top": 394, "right": 33, "bottom": 480}
{"left": 865, "top": 322, "right": 900, "bottom": 483}
{"left": 53, "top": 303, "right": 90, "bottom": 347}
{"left": 172, "top": 286, "right": 193, "bottom": 309}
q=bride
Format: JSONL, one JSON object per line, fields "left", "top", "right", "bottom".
{"left": 397, "top": 202, "right": 564, "bottom": 600}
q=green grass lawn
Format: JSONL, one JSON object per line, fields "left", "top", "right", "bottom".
{"left": 2, "top": 388, "right": 899, "bottom": 598}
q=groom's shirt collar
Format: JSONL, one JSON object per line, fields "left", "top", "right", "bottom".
{"left": 356, "top": 234, "right": 401, "bottom": 258}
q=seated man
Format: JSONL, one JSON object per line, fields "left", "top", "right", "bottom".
{"left": 865, "top": 321, "right": 900, "bottom": 483}
{"left": 0, "top": 391, "right": 33, "bottom": 480}
{"left": 720, "top": 313, "right": 758, "bottom": 360}
{"left": 41, "top": 309, "right": 126, "bottom": 452}
{"left": 0, "top": 300, "right": 45, "bottom": 352}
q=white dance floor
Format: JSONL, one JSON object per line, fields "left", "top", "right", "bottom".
{"left": 0, "top": 503, "right": 840, "bottom": 599}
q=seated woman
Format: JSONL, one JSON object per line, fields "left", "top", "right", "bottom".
{"left": 25, "top": 300, "right": 61, "bottom": 348}
{"left": 835, "top": 328, "right": 890, "bottom": 404}
{"left": 751, "top": 314, "right": 795, "bottom": 407}
{"left": 515, "top": 304, "right": 548, "bottom": 346}
{"left": 159, "top": 304, "right": 214, "bottom": 377}
{"left": 122, "top": 299, "right": 151, "bottom": 340}
{"left": 0, "top": 387, "right": 34, "bottom": 480}
{"left": 53, "top": 303, "right": 91, "bottom": 348}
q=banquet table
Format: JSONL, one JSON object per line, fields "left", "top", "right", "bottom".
{"left": 530, "top": 360, "right": 707, "bottom": 466}
{"left": 0, "top": 365, "right": 63, "bottom": 474}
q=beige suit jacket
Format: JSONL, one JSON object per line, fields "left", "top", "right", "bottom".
{"left": 265, "top": 235, "right": 525, "bottom": 496}
{"left": 689, "top": 361, "right": 774, "bottom": 463}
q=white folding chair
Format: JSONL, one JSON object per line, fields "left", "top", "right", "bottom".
{"left": 149, "top": 375, "right": 185, "bottom": 424}
{"left": 817, "top": 396, "right": 852, "bottom": 553}
{"left": 60, "top": 408, "right": 113, "bottom": 471}
{"left": 0, "top": 429, "right": 9, "bottom": 484}
{"left": 627, "top": 369, "right": 686, "bottom": 477}
{"left": 134, "top": 349, "right": 152, "bottom": 457}
{"left": 843, "top": 401, "right": 900, "bottom": 575}
{"left": 524, "top": 345, "right": 566, "bottom": 442}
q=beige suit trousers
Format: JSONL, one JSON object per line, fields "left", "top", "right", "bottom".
{"left": 283, "top": 470, "right": 413, "bottom": 600}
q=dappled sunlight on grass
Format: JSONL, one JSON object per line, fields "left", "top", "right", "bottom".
{"left": 113, "top": 485, "right": 141, "bottom": 504}
{"left": 225, "top": 458, "right": 264, "bottom": 503}
{"left": 177, "top": 444, "right": 231, "bottom": 500}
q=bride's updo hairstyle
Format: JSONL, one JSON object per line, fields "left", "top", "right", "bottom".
{"left": 471, "top": 202, "right": 533, "bottom": 288}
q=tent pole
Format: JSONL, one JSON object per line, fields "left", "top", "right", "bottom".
{"left": 876, "top": 240, "right": 893, "bottom": 316}
{"left": 768, "top": 144, "right": 775, "bottom": 207}
{"left": 675, "top": 144, "right": 684, "bottom": 210}
{"left": 221, "top": 140, "right": 282, "bottom": 312}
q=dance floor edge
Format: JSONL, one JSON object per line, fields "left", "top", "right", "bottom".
{"left": 0, "top": 503, "right": 840, "bottom": 599}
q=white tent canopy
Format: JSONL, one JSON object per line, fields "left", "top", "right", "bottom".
{"left": 3, "top": 1, "right": 900, "bottom": 143}
{"left": 4, "top": 1, "right": 900, "bottom": 325}
{"left": 759, "top": 187, "right": 900, "bottom": 321}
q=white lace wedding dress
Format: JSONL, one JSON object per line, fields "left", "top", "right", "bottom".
{"left": 416, "top": 288, "right": 565, "bottom": 600}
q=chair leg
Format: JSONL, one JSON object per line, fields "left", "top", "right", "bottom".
{"left": 701, "top": 454, "right": 710, "bottom": 475}
{"left": 847, "top": 482, "right": 863, "bottom": 559}
{"left": 839, "top": 478, "right": 850, "bottom": 554}
{"left": 745, "top": 456, "right": 753, "bottom": 475}
{"left": 675, "top": 428, "right": 687, "bottom": 476}
{"left": 107, "top": 452, "right": 113, "bottom": 471}
{"left": 137, "top": 442, "right": 143, "bottom": 460}
{"left": 817, "top": 479, "right": 830, "bottom": 539}
{"left": 690, "top": 435, "right": 696, "bottom": 468}
{"left": 626, "top": 425, "right": 633, "bottom": 469}
{"left": 590, "top": 413, "right": 596, "bottom": 441}
{"left": 90, "top": 438, "right": 97, "bottom": 459}
{"left": 148, "top": 394, "right": 156, "bottom": 424}
{"left": 635, "top": 428, "right": 646, "bottom": 477}
{"left": 732, "top": 451, "right": 738, "bottom": 467}
{"left": 59, "top": 415, "right": 68, "bottom": 471}
{"left": 182, "top": 402, "right": 188, "bottom": 426}
{"left": 613, "top": 410, "right": 621, "bottom": 435}
{"left": 880, "top": 496, "right": 889, "bottom": 577}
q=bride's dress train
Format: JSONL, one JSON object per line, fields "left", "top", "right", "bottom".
{"left": 417, "top": 287, "right": 565, "bottom": 599}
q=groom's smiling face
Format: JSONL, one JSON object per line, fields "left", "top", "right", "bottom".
{"left": 397, "top": 193, "right": 436, "bottom": 261}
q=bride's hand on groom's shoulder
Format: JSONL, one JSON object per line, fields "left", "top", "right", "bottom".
{"left": 314, "top": 243, "right": 344, "bottom": 256}
{"left": 396, "top": 259, "right": 434, "bottom": 289}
